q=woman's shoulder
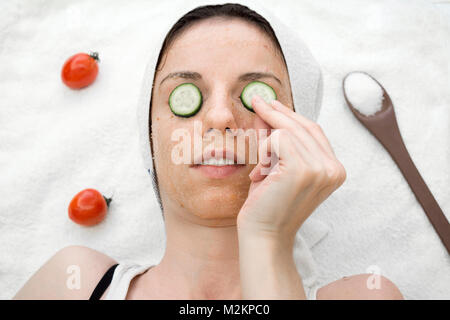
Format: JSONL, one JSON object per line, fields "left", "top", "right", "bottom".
{"left": 13, "top": 245, "right": 117, "bottom": 300}
{"left": 316, "top": 273, "right": 404, "bottom": 300}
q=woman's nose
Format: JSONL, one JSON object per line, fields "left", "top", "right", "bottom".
{"left": 202, "top": 92, "right": 237, "bottom": 133}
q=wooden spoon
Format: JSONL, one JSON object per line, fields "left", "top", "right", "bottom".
{"left": 343, "top": 71, "right": 450, "bottom": 255}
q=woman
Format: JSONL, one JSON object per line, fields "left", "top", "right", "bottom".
{"left": 13, "top": 2, "right": 403, "bottom": 300}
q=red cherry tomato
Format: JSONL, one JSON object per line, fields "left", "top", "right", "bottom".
{"left": 68, "top": 188, "right": 111, "bottom": 226}
{"left": 61, "top": 52, "right": 99, "bottom": 89}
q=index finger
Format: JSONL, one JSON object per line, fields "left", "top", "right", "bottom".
{"left": 270, "top": 100, "right": 336, "bottom": 157}
{"left": 251, "top": 95, "right": 297, "bottom": 131}
{"left": 252, "top": 95, "right": 335, "bottom": 162}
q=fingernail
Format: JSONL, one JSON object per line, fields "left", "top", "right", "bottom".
{"left": 253, "top": 95, "right": 262, "bottom": 104}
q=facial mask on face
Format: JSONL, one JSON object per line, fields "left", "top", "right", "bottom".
{"left": 137, "top": 0, "right": 324, "bottom": 195}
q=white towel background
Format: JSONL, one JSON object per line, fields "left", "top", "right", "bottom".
{"left": 0, "top": 0, "right": 449, "bottom": 299}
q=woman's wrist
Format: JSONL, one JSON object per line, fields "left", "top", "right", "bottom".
{"left": 236, "top": 218, "right": 298, "bottom": 248}
{"left": 237, "top": 229, "right": 306, "bottom": 299}
{"left": 238, "top": 229, "right": 294, "bottom": 267}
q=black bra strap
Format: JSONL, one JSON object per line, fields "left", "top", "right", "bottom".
{"left": 89, "top": 263, "right": 119, "bottom": 300}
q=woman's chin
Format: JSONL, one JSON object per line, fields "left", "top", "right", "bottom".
{"left": 194, "top": 207, "right": 238, "bottom": 220}
{"left": 186, "top": 192, "right": 247, "bottom": 220}
{"left": 192, "top": 202, "right": 240, "bottom": 220}
{"left": 165, "top": 179, "right": 250, "bottom": 221}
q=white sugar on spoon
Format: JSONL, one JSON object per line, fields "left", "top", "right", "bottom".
{"left": 343, "top": 71, "right": 384, "bottom": 116}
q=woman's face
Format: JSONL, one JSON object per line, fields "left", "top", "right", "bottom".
{"left": 151, "top": 17, "right": 293, "bottom": 225}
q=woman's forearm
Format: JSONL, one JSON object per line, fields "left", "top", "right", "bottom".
{"left": 238, "top": 231, "right": 307, "bottom": 300}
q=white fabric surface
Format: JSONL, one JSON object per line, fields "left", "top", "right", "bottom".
{"left": 0, "top": 0, "right": 449, "bottom": 299}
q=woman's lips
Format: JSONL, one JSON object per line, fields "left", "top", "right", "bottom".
{"left": 189, "top": 148, "right": 247, "bottom": 179}
{"left": 190, "top": 164, "right": 246, "bottom": 179}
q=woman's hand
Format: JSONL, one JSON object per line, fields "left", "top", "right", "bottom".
{"left": 237, "top": 95, "right": 347, "bottom": 245}
{"left": 237, "top": 95, "right": 346, "bottom": 299}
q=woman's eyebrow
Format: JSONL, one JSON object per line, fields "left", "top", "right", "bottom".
{"left": 238, "top": 72, "right": 282, "bottom": 85}
{"left": 160, "top": 71, "right": 201, "bottom": 86}
{"left": 159, "top": 71, "right": 282, "bottom": 86}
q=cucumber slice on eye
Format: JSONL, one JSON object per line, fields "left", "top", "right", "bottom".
{"left": 169, "top": 83, "right": 203, "bottom": 117}
{"left": 240, "top": 80, "right": 277, "bottom": 112}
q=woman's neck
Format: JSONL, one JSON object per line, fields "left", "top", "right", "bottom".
{"left": 150, "top": 208, "right": 242, "bottom": 299}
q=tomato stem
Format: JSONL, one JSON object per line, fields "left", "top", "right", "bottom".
{"left": 89, "top": 51, "right": 100, "bottom": 62}
{"left": 103, "top": 195, "right": 112, "bottom": 207}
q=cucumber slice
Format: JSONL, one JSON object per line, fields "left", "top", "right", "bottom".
{"left": 240, "top": 80, "right": 277, "bottom": 112}
{"left": 169, "top": 83, "right": 203, "bottom": 117}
